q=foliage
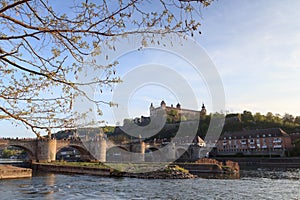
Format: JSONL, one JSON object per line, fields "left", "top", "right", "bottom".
{"left": 166, "top": 165, "right": 189, "bottom": 174}
{"left": 52, "top": 109, "right": 300, "bottom": 146}
{"left": 102, "top": 126, "right": 115, "bottom": 134}
{"left": 1, "top": 147, "right": 23, "bottom": 158}
{"left": 53, "top": 129, "right": 76, "bottom": 139}
{"left": 167, "top": 109, "right": 180, "bottom": 123}
{"left": 295, "top": 116, "right": 300, "bottom": 125}
{"left": 181, "top": 115, "right": 187, "bottom": 121}
{"left": 224, "top": 110, "right": 300, "bottom": 134}
{"left": 45, "top": 161, "right": 110, "bottom": 169}
{"left": 241, "top": 111, "right": 254, "bottom": 123}
{"left": 53, "top": 127, "right": 106, "bottom": 139}
{"left": 0, "top": 0, "right": 212, "bottom": 138}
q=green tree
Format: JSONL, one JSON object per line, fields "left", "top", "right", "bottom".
{"left": 265, "top": 112, "right": 274, "bottom": 122}
{"left": 212, "top": 112, "right": 225, "bottom": 119}
{"left": 0, "top": 0, "right": 212, "bottom": 138}
{"left": 283, "top": 113, "right": 295, "bottom": 124}
{"left": 167, "top": 117, "right": 173, "bottom": 123}
{"left": 295, "top": 116, "right": 300, "bottom": 125}
{"left": 168, "top": 110, "right": 178, "bottom": 117}
{"left": 241, "top": 110, "right": 254, "bottom": 123}
{"left": 167, "top": 109, "right": 180, "bottom": 122}
{"left": 1, "top": 148, "right": 22, "bottom": 158}
{"left": 103, "top": 126, "right": 115, "bottom": 134}
{"left": 181, "top": 115, "right": 187, "bottom": 121}
{"left": 253, "top": 112, "right": 264, "bottom": 122}
{"left": 274, "top": 113, "right": 282, "bottom": 124}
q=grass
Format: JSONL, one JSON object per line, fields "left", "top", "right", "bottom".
{"left": 166, "top": 165, "right": 189, "bottom": 174}
{"left": 107, "top": 162, "right": 169, "bottom": 173}
{"left": 38, "top": 161, "right": 172, "bottom": 173}
{"left": 39, "top": 161, "right": 110, "bottom": 169}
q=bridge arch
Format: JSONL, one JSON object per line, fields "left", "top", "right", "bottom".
{"left": 106, "top": 146, "right": 130, "bottom": 162}
{"left": 175, "top": 147, "right": 190, "bottom": 161}
{"left": 0, "top": 144, "right": 34, "bottom": 161}
{"left": 145, "top": 147, "right": 165, "bottom": 162}
{"left": 56, "top": 144, "right": 95, "bottom": 161}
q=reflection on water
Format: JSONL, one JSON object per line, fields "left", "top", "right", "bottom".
{"left": 0, "top": 159, "right": 24, "bottom": 163}
{"left": 45, "top": 173, "right": 56, "bottom": 186}
{"left": 0, "top": 169, "right": 299, "bottom": 199}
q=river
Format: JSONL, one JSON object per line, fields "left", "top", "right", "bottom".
{"left": 0, "top": 168, "right": 299, "bottom": 199}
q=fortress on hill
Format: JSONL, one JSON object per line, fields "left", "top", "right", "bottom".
{"left": 149, "top": 100, "right": 207, "bottom": 123}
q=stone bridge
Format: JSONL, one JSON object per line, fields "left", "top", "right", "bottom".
{"left": 0, "top": 137, "right": 206, "bottom": 162}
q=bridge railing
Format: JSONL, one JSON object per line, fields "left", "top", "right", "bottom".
{"left": 0, "top": 137, "right": 36, "bottom": 141}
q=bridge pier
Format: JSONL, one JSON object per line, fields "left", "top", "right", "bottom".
{"left": 166, "top": 142, "right": 176, "bottom": 161}
{"left": 82, "top": 134, "right": 107, "bottom": 162}
{"left": 133, "top": 142, "right": 145, "bottom": 162}
{"left": 139, "top": 142, "right": 145, "bottom": 162}
{"left": 95, "top": 136, "right": 106, "bottom": 162}
{"left": 36, "top": 139, "right": 57, "bottom": 162}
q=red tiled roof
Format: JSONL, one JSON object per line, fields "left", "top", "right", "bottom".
{"left": 222, "top": 128, "right": 290, "bottom": 139}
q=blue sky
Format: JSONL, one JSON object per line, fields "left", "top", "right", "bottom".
{"left": 2, "top": 0, "right": 300, "bottom": 138}
{"left": 198, "top": 0, "right": 300, "bottom": 115}
{"left": 106, "top": 0, "right": 300, "bottom": 122}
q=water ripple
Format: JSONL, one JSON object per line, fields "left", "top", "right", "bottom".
{"left": 0, "top": 169, "right": 299, "bottom": 199}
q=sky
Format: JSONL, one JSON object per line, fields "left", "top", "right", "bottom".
{"left": 198, "top": 0, "right": 300, "bottom": 115}
{"left": 1, "top": 0, "right": 300, "bottom": 138}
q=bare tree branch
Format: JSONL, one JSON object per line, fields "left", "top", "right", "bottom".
{"left": 0, "top": 0, "right": 32, "bottom": 13}
{"left": 0, "top": 0, "right": 212, "bottom": 138}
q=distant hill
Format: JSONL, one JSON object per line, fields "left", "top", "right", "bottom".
{"left": 222, "top": 111, "right": 300, "bottom": 134}
{"left": 52, "top": 111, "right": 300, "bottom": 142}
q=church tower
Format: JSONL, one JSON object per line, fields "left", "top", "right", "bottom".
{"left": 150, "top": 103, "right": 154, "bottom": 116}
{"left": 200, "top": 103, "right": 207, "bottom": 116}
{"left": 150, "top": 103, "right": 154, "bottom": 110}
{"left": 160, "top": 100, "right": 166, "bottom": 109}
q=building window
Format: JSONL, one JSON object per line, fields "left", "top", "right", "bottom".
{"left": 273, "top": 138, "right": 282, "bottom": 143}
{"left": 249, "top": 139, "right": 255, "bottom": 144}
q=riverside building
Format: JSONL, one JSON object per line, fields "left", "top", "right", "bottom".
{"left": 216, "top": 128, "right": 292, "bottom": 157}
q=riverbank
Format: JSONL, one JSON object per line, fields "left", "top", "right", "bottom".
{"left": 214, "top": 157, "right": 300, "bottom": 169}
{"left": 31, "top": 162, "right": 111, "bottom": 176}
{"left": 111, "top": 165, "right": 195, "bottom": 179}
{"left": 31, "top": 162, "right": 196, "bottom": 179}
{"left": 0, "top": 165, "right": 32, "bottom": 179}
{"left": 30, "top": 159, "right": 239, "bottom": 179}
